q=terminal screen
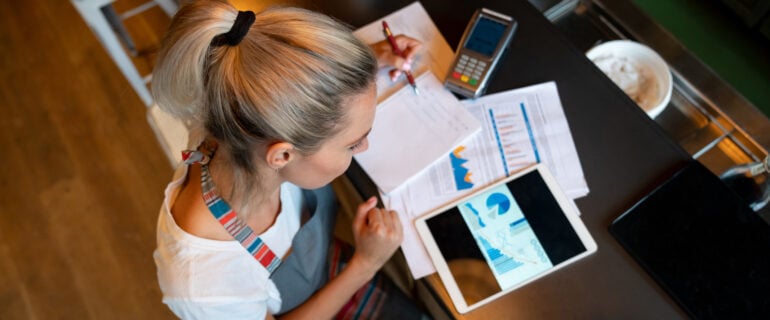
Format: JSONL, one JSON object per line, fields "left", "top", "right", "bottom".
{"left": 463, "top": 16, "right": 507, "bottom": 57}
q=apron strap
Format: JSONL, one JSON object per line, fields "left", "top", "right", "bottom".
{"left": 182, "top": 147, "right": 282, "bottom": 274}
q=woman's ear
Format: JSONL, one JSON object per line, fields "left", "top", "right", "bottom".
{"left": 265, "top": 142, "right": 295, "bottom": 170}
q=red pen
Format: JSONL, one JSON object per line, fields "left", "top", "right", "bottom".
{"left": 382, "top": 20, "right": 419, "bottom": 95}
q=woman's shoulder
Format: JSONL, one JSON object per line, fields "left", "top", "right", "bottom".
{"left": 170, "top": 165, "right": 234, "bottom": 241}
{"left": 155, "top": 228, "right": 281, "bottom": 317}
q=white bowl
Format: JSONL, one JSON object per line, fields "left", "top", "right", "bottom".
{"left": 586, "top": 40, "right": 672, "bottom": 118}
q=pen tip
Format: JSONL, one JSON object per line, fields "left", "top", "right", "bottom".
{"left": 413, "top": 87, "right": 420, "bottom": 95}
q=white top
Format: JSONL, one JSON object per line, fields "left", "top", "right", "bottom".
{"left": 154, "top": 165, "right": 304, "bottom": 319}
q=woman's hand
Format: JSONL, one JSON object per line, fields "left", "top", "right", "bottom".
{"left": 274, "top": 198, "right": 403, "bottom": 319}
{"left": 370, "top": 35, "right": 423, "bottom": 82}
{"left": 349, "top": 197, "right": 403, "bottom": 276}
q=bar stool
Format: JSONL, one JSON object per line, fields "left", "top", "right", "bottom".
{"left": 73, "top": 0, "right": 190, "bottom": 166}
{"left": 70, "top": 0, "right": 178, "bottom": 107}
{"left": 148, "top": 104, "right": 189, "bottom": 166}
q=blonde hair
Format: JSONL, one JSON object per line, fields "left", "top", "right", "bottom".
{"left": 152, "top": 0, "right": 376, "bottom": 198}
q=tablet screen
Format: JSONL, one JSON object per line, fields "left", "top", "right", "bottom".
{"left": 424, "top": 170, "right": 587, "bottom": 306}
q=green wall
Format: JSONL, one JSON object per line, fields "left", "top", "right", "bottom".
{"left": 632, "top": 0, "right": 770, "bottom": 117}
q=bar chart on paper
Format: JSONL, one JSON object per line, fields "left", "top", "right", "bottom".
{"left": 487, "top": 103, "right": 539, "bottom": 177}
{"left": 450, "top": 146, "right": 475, "bottom": 191}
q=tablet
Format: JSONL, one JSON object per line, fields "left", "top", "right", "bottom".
{"left": 415, "top": 164, "right": 597, "bottom": 313}
{"left": 610, "top": 160, "right": 770, "bottom": 318}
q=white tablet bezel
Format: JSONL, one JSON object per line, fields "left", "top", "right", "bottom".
{"left": 415, "top": 164, "right": 597, "bottom": 314}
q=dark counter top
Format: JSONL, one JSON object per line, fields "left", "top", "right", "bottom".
{"left": 280, "top": 0, "right": 694, "bottom": 317}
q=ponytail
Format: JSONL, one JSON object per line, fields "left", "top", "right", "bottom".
{"left": 152, "top": 0, "right": 232, "bottom": 120}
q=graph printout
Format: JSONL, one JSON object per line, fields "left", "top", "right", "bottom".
{"left": 457, "top": 183, "right": 553, "bottom": 288}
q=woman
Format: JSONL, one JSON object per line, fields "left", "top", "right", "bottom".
{"left": 151, "top": 0, "right": 424, "bottom": 318}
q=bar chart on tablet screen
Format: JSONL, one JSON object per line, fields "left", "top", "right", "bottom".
{"left": 458, "top": 184, "right": 553, "bottom": 288}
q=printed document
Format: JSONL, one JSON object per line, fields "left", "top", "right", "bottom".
{"left": 383, "top": 82, "right": 589, "bottom": 278}
{"left": 354, "top": 72, "right": 481, "bottom": 193}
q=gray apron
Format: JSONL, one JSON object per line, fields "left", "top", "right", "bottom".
{"left": 272, "top": 185, "right": 337, "bottom": 314}
{"left": 270, "top": 185, "right": 426, "bottom": 319}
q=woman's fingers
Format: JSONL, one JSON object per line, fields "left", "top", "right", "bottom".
{"left": 395, "top": 35, "right": 422, "bottom": 60}
{"left": 388, "top": 210, "right": 402, "bottom": 235}
{"left": 370, "top": 208, "right": 402, "bottom": 242}
{"left": 366, "top": 207, "right": 383, "bottom": 226}
{"left": 372, "top": 34, "right": 422, "bottom": 77}
{"left": 353, "top": 197, "right": 378, "bottom": 233}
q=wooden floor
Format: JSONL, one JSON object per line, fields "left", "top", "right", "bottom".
{"left": 0, "top": 0, "right": 177, "bottom": 318}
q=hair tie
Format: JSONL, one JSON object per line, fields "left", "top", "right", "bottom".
{"left": 211, "top": 11, "right": 256, "bottom": 47}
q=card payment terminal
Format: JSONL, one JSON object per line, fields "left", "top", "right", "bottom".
{"left": 444, "top": 8, "right": 517, "bottom": 98}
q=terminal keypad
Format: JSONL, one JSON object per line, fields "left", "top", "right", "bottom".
{"left": 451, "top": 54, "right": 487, "bottom": 87}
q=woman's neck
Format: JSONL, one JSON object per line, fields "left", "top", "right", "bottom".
{"left": 207, "top": 150, "right": 285, "bottom": 234}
